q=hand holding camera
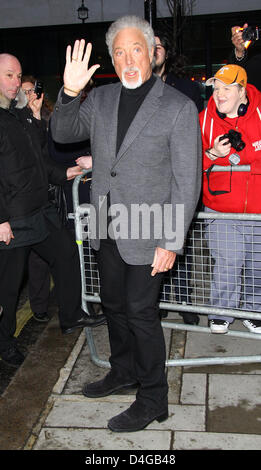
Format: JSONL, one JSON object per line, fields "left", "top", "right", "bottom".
{"left": 231, "top": 23, "right": 248, "bottom": 57}
{"left": 28, "top": 82, "right": 44, "bottom": 120}
{"left": 206, "top": 130, "right": 245, "bottom": 163}
{"left": 219, "top": 130, "right": 245, "bottom": 165}
{"left": 219, "top": 129, "right": 245, "bottom": 152}
{"left": 232, "top": 23, "right": 260, "bottom": 57}
{"left": 205, "top": 134, "right": 231, "bottom": 161}
{"left": 214, "top": 134, "right": 232, "bottom": 157}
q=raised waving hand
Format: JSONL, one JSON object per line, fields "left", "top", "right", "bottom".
{"left": 63, "top": 40, "right": 100, "bottom": 96}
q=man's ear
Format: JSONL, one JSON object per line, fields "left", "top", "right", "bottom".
{"left": 149, "top": 46, "right": 155, "bottom": 64}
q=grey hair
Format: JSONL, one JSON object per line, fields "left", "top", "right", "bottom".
{"left": 106, "top": 15, "right": 156, "bottom": 61}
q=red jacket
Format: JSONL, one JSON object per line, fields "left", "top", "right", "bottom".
{"left": 199, "top": 84, "right": 261, "bottom": 213}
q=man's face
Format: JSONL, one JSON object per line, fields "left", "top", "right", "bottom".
{"left": 112, "top": 27, "right": 154, "bottom": 89}
{"left": 154, "top": 36, "right": 167, "bottom": 68}
{"left": 0, "top": 55, "right": 22, "bottom": 101}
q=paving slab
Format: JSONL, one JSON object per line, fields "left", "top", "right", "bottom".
{"left": 42, "top": 396, "right": 205, "bottom": 432}
{"left": 167, "top": 327, "right": 185, "bottom": 404}
{"left": 33, "top": 428, "right": 172, "bottom": 450}
{"left": 64, "top": 319, "right": 173, "bottom": 395}
{"left": 180, "top": 373, "right": 207, "bottom": 405}
{"left": 0, "top": 315, "right": 81, "bottom": 450}
{"left": 208, "top": 374, "right": 261, "bottom": 434}
{"left": 22, "top": 308, "right": 261, "bottom": 450}
{"left": 63, "top": 325, "right": 110, "bottom": 395}
{"left": 173, "top": 431, "right": 261, "bottom": 450}
{"left": 184, "top": 317, "right": 261, "bottom": 374}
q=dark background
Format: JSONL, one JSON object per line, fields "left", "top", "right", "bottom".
{"left": 0, "top": 9, "right": 260, "bottom": 103}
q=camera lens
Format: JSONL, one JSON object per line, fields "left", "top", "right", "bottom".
{"left": 242, "top": 26, "right": 256, "bottom": 42}
{"left": 236, "top": 141, "right": 246, "bottom": 151}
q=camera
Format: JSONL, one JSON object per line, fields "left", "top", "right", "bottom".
{"left": 242, "top": 26, "right": 260, "bottom": 48}
{"left": 34, "top": 80, "right": 44, "bottom": 99}
{"left": 219, "top": 129, "right": 245, "bottom": 152}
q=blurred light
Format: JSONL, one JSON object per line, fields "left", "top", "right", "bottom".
{"left": 244, "top": 40, "right": 252, "bottom": 49}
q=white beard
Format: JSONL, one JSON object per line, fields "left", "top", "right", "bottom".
{"left": 121, "top": 67, "right": 143, "bottom": 89}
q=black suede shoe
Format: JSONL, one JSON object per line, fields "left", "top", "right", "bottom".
{"left": 82, "top": 370, "right": 137, "bottom": 398}
{"left": 108, "top": 400, "right": 168, "bottom": 432}
{"left": 61, "top": 314, "right": 106, "bottom": 334}
{"left": 0, "top": 346, "right": 25, "bottom": 368}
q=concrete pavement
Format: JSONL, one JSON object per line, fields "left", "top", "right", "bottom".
{"left": 19, "top": 311, "right": 261, "bottom": 451}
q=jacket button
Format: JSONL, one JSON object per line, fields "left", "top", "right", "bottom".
{"left": 111, "top": 171, "right": 116, "bottom": 177}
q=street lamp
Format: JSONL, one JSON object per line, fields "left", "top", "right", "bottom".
{"left": 77, "top": 0, "right": 89, "bottom": 23}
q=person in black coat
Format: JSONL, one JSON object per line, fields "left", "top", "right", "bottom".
{"left": 48, "top": 126, "right": 92, "bottom": 222}
{"left": 0, "top": 54, "right": 105, "bottom": 367}
{"left": 153, "top": 28, "right": 204, "bottom": 112}
{"left": 229, "top": 23, "right": 261, "bottom": 92}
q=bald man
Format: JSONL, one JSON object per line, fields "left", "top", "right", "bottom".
{"left": 0, "top": 54, "right": 105, "bottom": 367}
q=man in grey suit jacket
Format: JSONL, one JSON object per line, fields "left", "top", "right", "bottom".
{"left": 51, "top": 15, "right": 202, "bottom": 432}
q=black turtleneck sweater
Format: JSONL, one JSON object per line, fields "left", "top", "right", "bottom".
{"left": 116, "top": 73, "right": 156, "bottom": 154}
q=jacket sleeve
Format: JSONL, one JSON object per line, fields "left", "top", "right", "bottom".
{"left": 51, "top": 87, "right": 92, "bottom": 144}
{"left": 199, "top": 111, "right": 214, "bottom": 171}
{"left": 47, "top": 124, "right": 91, "bottom": 167}
{"left": 42, "top": 139, "right": 67, "bottom": 185}
{"left": 199, "top": 110, "right": 231, "bottom": 171}
{"left": 0, "top": 194, "right": 9, "bottom": 225}
{"left": 0, "top": 127, "right": 10, "bottom": 223}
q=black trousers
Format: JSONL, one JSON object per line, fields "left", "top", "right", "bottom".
{"left": 96, "top": 239, "right": 168, "bottom": 411}
{"left": 0, "top": 222, "right": 83, "bottom": 352}
{"left": 28, "top": 251, "right": 50, "bottom": 314}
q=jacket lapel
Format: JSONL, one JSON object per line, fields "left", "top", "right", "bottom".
{"left": 114, "top": 78, "right": 164, "bottom": 164}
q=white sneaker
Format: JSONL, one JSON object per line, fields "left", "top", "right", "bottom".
{"left": 243, "top": 320, "right": 261, "bottom": 334}
{"left": 209, "top": 319, "right": 230, "bottom": 334}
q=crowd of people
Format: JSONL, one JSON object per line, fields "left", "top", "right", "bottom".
{"left": 0, "top": 15, "right": 260, "bottom": 432}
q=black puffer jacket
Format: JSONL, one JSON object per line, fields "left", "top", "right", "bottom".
{"left": 0, "top": 92, "right": 67, "bottom": 224}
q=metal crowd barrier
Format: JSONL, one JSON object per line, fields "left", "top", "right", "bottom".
{"left": 72, "top": 170, "right": 261, "bottom": 369}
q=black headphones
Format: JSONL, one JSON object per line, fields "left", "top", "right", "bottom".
{"left": 216, "top": 98, "right": 249, "bottom": 119}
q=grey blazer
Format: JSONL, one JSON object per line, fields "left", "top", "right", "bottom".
{"left": 51, "top": 76, "right": 202, "bottom": 265}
